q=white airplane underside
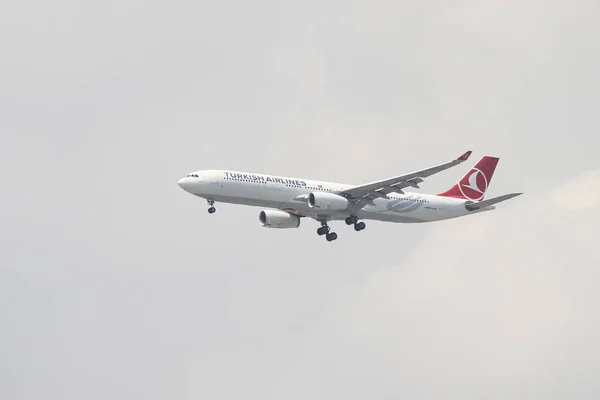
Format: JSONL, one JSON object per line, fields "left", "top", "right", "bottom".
{"left": 177, "top": 151, "right": 522, "bottom": 242}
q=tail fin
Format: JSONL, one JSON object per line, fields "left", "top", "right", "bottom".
{"left": 438, "top": 156, "right": 499, "bottom": 201}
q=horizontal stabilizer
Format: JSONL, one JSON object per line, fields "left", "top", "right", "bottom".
{"left": 465, "top": 193, "right": 523, "bottom": 211}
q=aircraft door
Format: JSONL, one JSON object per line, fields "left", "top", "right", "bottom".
{"left": 437, "top": 201, "right": 446, "bottom": 211}
{"left": 210, "top": 171, "right": 218, "bottom": 184}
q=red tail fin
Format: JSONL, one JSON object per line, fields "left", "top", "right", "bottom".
{"left": 438, "top": 156, "right": 499, "bottom": 201}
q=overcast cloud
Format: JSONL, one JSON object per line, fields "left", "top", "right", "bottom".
{"left": 1, "top": 1, "right": 599, "bottom": 399}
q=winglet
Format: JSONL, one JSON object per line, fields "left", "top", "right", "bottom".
{"left": 457, "top": 150, "right": 472, "bottom": 161}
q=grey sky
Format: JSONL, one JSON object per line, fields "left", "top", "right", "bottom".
{"left": 1, "top": 1, "right": 599, "bottom": 399}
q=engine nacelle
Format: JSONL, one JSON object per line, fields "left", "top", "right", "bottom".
{"left": 259, "top": 210, "right": 300, "bottom": 228}
{"left": 308, "top": 192, "right": 349, "bottom": 211}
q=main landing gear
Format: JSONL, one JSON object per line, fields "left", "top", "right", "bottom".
{"left": 345, "top": 215, "right": 366, "bottom": 232}
{"left": 317, "top": 216, "right": 365, "bottom": 242}
{"left": 207, "top": 199, "right": 216, "bottom": 214}
{"left": 317, "top": 221, "right": 338, "bottom": 242}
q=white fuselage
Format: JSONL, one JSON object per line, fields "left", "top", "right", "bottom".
{"left": 177, "top": 170, "right": 486, "bottom": 223}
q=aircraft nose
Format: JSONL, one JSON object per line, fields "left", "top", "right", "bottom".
{"left": 178, "top": 177, "right": 192, "bottom": 192}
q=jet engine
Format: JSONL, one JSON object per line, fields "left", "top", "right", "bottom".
{"left": 259, "top": 210, "right": 300, "bottom": 228}
{"left": 308, "top": 192, "right": 349, "bottom": 211}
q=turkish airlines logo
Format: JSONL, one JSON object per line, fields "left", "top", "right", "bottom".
{"left": 458, "top": 168, "right": 488, "bottom": 200}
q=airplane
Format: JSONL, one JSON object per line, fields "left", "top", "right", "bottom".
{"left": 177, "top": 151, "right": 522, "bottom": 242}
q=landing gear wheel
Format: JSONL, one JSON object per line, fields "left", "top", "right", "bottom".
{"left": 317, "top": 226, "right": 331, "bottom": 235}
{"left": 354, "top": 222, "right": 366, "bottom": 231}
{"left": 208, "top": 207, "right": 216, "bottom": 214}
{"left": 345, "top": 216, "right": 358, "bottom": 225}
{"left": 326, "top": 232, "right": 338, "bottom": 242}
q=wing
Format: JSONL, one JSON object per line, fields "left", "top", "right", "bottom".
{"left": 338, "top": 150, "right": 472, "bottom": 202}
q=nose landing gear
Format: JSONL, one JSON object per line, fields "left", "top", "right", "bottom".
{"left": 207, "top": 199, "right": 216, "bottom": 214}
